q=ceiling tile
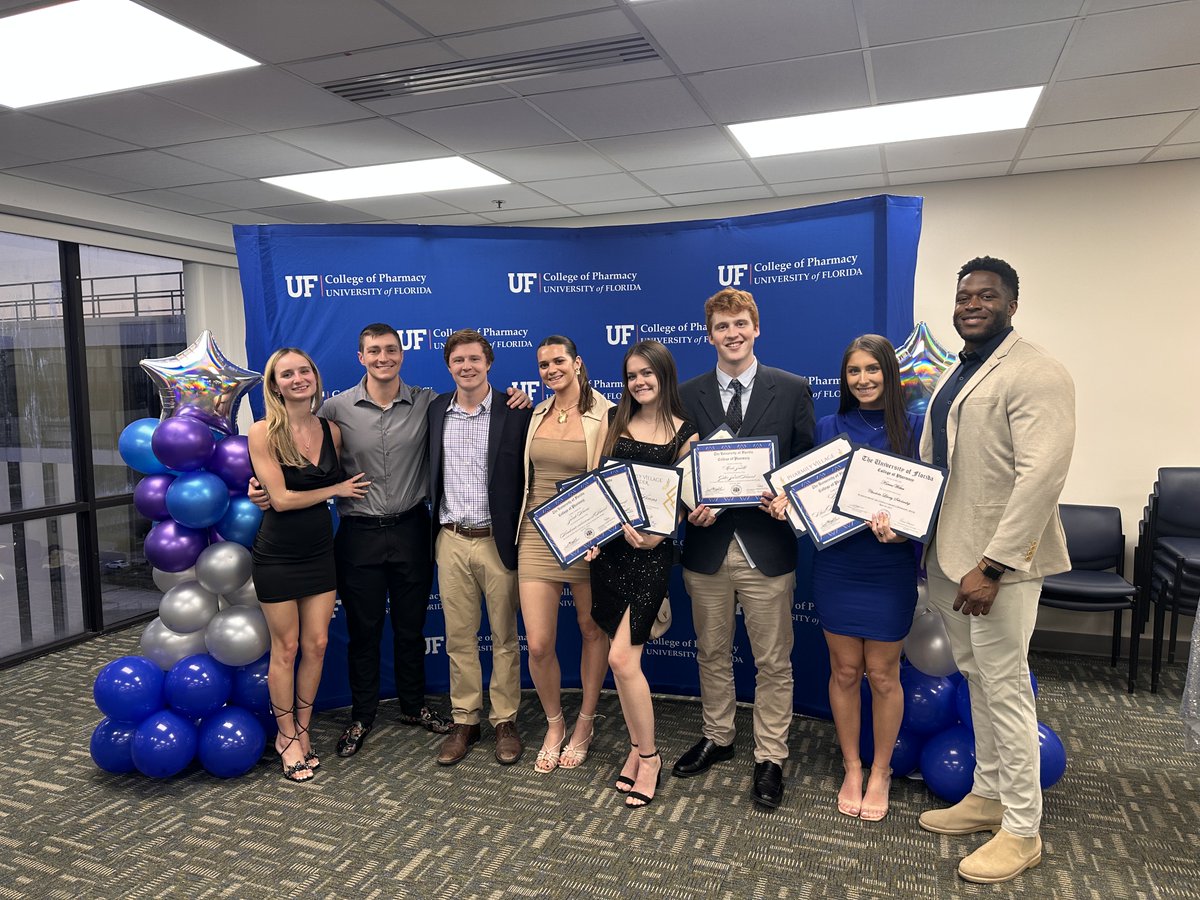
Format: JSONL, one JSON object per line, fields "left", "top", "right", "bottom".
{"left": 1167, "top": 113, "right": 1200, "bottom": 144}
{"left": 149, "top": 67, "right": 366, "bottom": 132}
{"left": 202, "top": 210, "right": 293, "bottom": 226}
{"left": 483, "top": 206, "right": 578, "bottom": 223}
{"left": 860, "top": 0, "right": 1083, "bottom": 45}
{"left": 1149, "top": 142, "right": 1200, "bottom": 161}
{"left": 162, "top": 136, "right": 339, "bottom": 178}
{"left": 30, "top": 92, "right": 250, "bottom": 148}
{"left": 883, "top": 131, "right": 1025, "bottom": 171}
{"left": 269, "top": 119, "right": 447, "bottom": 166}
{"left": 526, "top": 172, "right": 654, "bottom": 204}
{"left": 529, "top": 78, "right": 711, "bottom": 140}
{"left": 67, "top": 150, "right": 241, "bottom": 189}
{"left": 1022, "top": 112, "right": 1189, "bottom": 157}
{"left": 1038, "top": 66, "right": 1200, "bottom": 126}
{"left": 1012, "top": 148, "right": 1150, "bottom": 174}
{"left": 339, "top": 195, "right": 462, "bottom": 219}
{"left": 468, "top": 144, "right": 619, "bottom": 181}
{"left": 250, "top": 202, "right": 382, "bottom": 224}
{"left": 568, "top": 196, "right": 672, "bottom": 216}
{"left": 633, "top": 160, "right": 762, "bottom": 194}
{"left": 664, "top": 185, "right": 775, "bottom": 207}
{"left": 111, "top": 188, "right": 236, "bottom": 215}
{"left": 870, "top": 21, "right": 1072, "bottom": 103}
{"left": 173, "top": 179, "right": 309, "bottom": 209}
{"left": 438, "top": 183, "right": 561, "bottom": 213}
{"left": 688, "top": 53, "right": 870, "bottom": 125}
{"left": 634, "top": 0, "right": 861, "bottom": 73}
{"left": 395, "top": 99, "right": 574, "bottom": 152}
{"left": 0, "top": 113, "right": 138, "bottom": 163}
{"left": 6, "top": 162, "right": 149, "bottom": 195}
{"left": 887, "top": 162, "right": 1011, "bottom": 185}
{"left": 382, "top": 0, "right": 615, "bottom": 36}
{"left": 282, "top": 42, "right": 457, "bottom": 84}
{"left": 442, "top": 8, "right": 632, "bottom": 58}
{"left": 588, "top": 126, "right": 742, "bottom": 169}
{"left": 400, "top": 213, "right": 495, "bottom": 226}
{"left": 509, "top": 60, "right": 674, "bottom": 97}
{"left": 1058, "top": 2, "right": 1200, "bottom": 78}
{"left": 361, "top": 85, "right": 515, "bottom": 117}
{"left": 1085, "top": 0, "right": 1177, "bottom": 10}
{"left": 773, "top": 174, "right": 888, "bottom": 197}
{"left": 749, "top": 147, "right": 883, "bottom": 182}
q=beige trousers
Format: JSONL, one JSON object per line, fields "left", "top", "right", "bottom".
{"left": 683, "top": 537, "right": 796, "bottom": 764}
{"left": 435, "top": 528, "right": 521, "bottom": 727}
{"left": 927, "top": 538, "right": 1043, "bottom": 836}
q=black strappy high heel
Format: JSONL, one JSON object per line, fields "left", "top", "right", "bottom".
{"left": 615, "top": 742, "right": 638, "bottom": 793}
{"left": 293, "top": 696, "right": 320, "bottom": 771}
{"left": 626, "top": 751, "right": 661, "bottom": 809}
{"left": 271, "top": 701, "right": 313, "bottom": 783}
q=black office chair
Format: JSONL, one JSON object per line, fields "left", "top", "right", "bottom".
{"left": 1039, "top": 504, "right": 1138, "bottom": 693}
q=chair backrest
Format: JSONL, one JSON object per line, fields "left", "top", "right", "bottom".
{"left": 1059, "top": 504, "right": 1123, "bottom": 571}
{"left": 1155, "top": 468, "right": 1200, "bottom": 537}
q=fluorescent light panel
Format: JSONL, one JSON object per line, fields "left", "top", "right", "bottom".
{"left": 0, "top": 0, "right": 258, "bottom": 108}
{"left": 729, "top": 87, "right": 1043, "bottom": 158}
{"left": 262, "top": 158, "right": 509, "bottom": 201}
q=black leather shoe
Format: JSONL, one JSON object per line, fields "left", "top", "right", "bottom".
{"left": 751, "top": 760, "right": 784, "bottom": 808}
{"left": 336, "top": 720, "right": 371, "bottom": 758}
{"left": 672, "top": 738, "right": 735, "bottom": 778}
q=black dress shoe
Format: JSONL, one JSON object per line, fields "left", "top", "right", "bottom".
{"left": 336, "top": 720, "right": 371, "bottom": 758}
{"left": 751, "top": 760, "right": 784, "bottom": 808}
{"left": 672, "top": 737, "right": 735, "bottom": 778}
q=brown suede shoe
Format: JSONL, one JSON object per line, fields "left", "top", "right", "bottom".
{"left": 958, "top": 830, "right": 1042, "bottom": 884}
{"left": 919, "top": 792, "right": 1005, "bottom": 835}
{"left": 436, "top": 723, "right": 480, "bottom": 766}
{"left": 494, "top": 720, "right": 523, "bottom": 765}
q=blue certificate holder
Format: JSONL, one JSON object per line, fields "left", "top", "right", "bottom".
{"left": 603, "top": 457, "right": 684, "bottom": 538}
{"left": 692, "top": 436, "right": 778, "bottom": 507}
{"left": 832, "top": 446, "right": 948, "bottom": 544}
{"left": 528, "top": 472, "right": 628, "bottom": 569}
{"left": 597, "top": 461, "right": 648, "bottom": 529}
{"left": 764, "top": 432, "right": 855, "bottom": 537}
{"left": 784, "top": 457, "right": 870, "bottom": 549}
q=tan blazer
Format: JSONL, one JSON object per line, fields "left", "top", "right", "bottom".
{"left": 921, "top": 330, "right": 1075, "bottom": 583}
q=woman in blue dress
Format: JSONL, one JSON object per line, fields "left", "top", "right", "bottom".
{"left": 812, "top": 334, "right": 923, "bottom": 822}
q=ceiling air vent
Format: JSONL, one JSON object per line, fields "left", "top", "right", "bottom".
{"left": 323, "top": 35, "right": 659, "bottom": 101}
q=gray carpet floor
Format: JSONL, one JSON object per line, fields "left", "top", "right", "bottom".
{"left": 3, "top": 628, "right": 1197, "bottom": 899}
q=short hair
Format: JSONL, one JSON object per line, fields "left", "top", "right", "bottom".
{"left": 704, "top": 288, "right": 760, "bottom": 333}
{"left": 957, "top": 256, "right": 1019, "bottom": 302}
{"left": 358, "top": 322, "right": 401, "bottom": 352}
{"left": 443, "top": 329, "right": 494, "bottom": 366}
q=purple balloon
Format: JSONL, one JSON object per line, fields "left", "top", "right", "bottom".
{"left": 151, "top": 417, "right": 215, "bottom": 472}
{"left": 134, "top": 474, "right": 176, "bottom": 521}
{"left": 208, "top": 435, "right": 254, "bottom": 491}
{"left": 144, "top": 520, "right": 209, "bottom": 572}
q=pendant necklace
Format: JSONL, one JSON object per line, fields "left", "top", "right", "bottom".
{"left": 856, "top": 409, "right": 884, "bottom": 432}
{"left": 554, "top": 403, "right": 577, "bottom": 424}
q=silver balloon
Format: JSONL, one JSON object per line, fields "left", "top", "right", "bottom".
{"left": 205, "top": 606, "right": 270, "bottom": 667}
{"left": 194, "top": 541, "right": 253, "bottom": 595}
{"left": 904, "top": 608, "right": 959, "bottom": 677}
{"left": 152, "top": 565, "right": 197, "bottom": 593}
{"left": 224, "top": 575, "right": 260, "bottom": 608}
{"left": 140, "top": 616, "right": 209, "bottom": 670}
{"left": 158, "top": 580, "right": 220, "bottom": 634}
{"left": 140, "top": 330, "right": 261, "bottom": 435}
{"left": 218, "top": 596, "right": 230, "bottom": 610}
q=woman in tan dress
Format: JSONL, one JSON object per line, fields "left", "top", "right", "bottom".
{"left": 518, "top": 335, "right": 613, "bottom": 772}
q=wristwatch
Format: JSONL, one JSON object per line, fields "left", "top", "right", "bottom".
{"left": 977, "top": 559, "right": 1005, "bottom": 581}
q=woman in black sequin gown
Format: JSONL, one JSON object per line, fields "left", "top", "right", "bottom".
{"left": 586, "top": 341, "right": 696, "bottom": 808}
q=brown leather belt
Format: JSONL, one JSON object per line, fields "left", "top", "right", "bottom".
{"left": 441, "top": 522, "right": 492, "bottom": 538}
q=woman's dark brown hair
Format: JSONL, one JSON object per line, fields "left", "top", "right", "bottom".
{"left": 602, "top": 340, "right": 687, "bottom": 457}
{"left": 836, "top": 333, "right": 914, "bottom": 456}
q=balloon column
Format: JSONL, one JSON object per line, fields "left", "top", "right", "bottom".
{"left": 859, "top": 606, "right": 1067, "bottom": 802}
{"left": 90, "top": 333, "right": 273, "bottom": 779}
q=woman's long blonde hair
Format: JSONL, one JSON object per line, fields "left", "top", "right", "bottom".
{"left": 262, "top": 347, "right": 323, "bottom": 468}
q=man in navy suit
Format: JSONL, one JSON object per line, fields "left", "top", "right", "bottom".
{"left": 427, "top": 329, "right": 531, "bottom": 766}
{"left": 673, "top": 288, "right": 814, "bottom": 809}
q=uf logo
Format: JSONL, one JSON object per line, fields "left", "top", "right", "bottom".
{"left": 399, "top": 328, "right": 428, "bottom": 351}
{"left": 512, "top": 380, "right": 540, "bottom": 401}
{"left": 508, "top": 272, "right": 537, "bottom": 293}
{"left": 717, "top": 264, "right": 749, "bottom": 287}
{"left": 606, "top": 324, "right": 636, "bottom": 345}
{"left": 285, "top": 275, "right": 320, "bottom": 298}
{"left": 425, "top": 636, "right": 445, "bottom": 655}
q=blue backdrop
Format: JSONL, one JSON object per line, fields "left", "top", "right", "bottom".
{"left": 233, "top": 194, "right": 922, "bottom": 718}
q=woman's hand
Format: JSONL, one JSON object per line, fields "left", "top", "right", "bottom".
{"left": 765, "top": 492, "right": 790, "bottom": 521}
{"left": 687, "top": 504, "right": 717, "bottom": 527}
{"left": 336, "top": 472, "right": 371, "bottom": 499}
{"left": 622, "top": 522, "right": 664, "bottom": 550}
{"left": 583, "top": 545, "right": 601, "bottom": 562}
{"left": 869, "top": 511, "right": 906, "bottom": 543}
{"left": 247, "top": 477, "right": 270, "bottom": 511}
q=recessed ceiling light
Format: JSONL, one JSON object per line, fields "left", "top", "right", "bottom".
{"left": 0, "top": 0, "right": 258, "bottom": 108}
{"left": 729, "top": 87, "right": 1043, "bottom": 158}
{"left": 262, "top": 158, "right": 509, "bottom": 202}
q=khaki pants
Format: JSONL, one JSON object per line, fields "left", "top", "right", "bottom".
{"left": 435, "top": 528, "right": 521, "bottom": 727}
{"left": 927, "top": 539, "right": 1043, "bottom": 836}
{"left": 683, "top": 537, "right": 796, "bottom": 764}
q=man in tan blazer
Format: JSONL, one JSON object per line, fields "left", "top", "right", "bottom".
{"left": 918, "top": 257, "right": 1075, "bottom": 884}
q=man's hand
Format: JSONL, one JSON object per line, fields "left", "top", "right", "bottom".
{"left": 954, "top": 567, "right": 1000, "bottom": 615}
{"left": 247, "top": 477, "right": 270, "bottom": 511}
{"left": 505, "top": 385, "right": 533, "bottom": 409}
{"left": 687, "top": 503, "right": 717, "bottom": 527}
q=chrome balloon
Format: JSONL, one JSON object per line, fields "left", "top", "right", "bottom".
{"left": 140, "top": 330, "right": 261, "bottom": 435}
{"left": 895, "top": 321, "right": 957, "bottom": 415}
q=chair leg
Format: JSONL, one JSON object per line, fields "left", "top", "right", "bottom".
{"left": 1167, "top": 602, "right": 1180, "bottom": 664}
{"left": 1128, "top": 606, "right": 1139, "bottom": 694}
{"left": 1110, "top": 609, "right": 1121, "bottom": 667}
{"left": 1151, "top": 585, "right": 1167, "bottom": 694}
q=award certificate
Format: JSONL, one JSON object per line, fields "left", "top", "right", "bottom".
{"left": 783, "top": 457, "right": 868, "bottom": 549}
{"left": 679, "top": 425, "right": 732, "bottom": 515}
{"left": 693, "top": 437, "right": 778, "bottom": 508}
{"left": 833, "top": 447, "right": 947, "bottom": 543}
{"left": 764, "top": 433, "right": 854, "bottom": 535}
{"left": 527, "top": 473, "right": 628, "bottom": 568}
{"left": 604, "top": 458, "right": 683, "bottom": 538}
{"left": 597, "top": 462, "right": 648, "bottom": 529}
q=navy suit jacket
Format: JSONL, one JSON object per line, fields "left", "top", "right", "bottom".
{"left": 427, "top": 389, "right": 531, "bottom": 571}
{"left": 679, "top": 363, "right": 815, "bottom": 577}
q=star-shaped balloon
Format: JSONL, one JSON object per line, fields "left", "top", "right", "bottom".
{"left": 896, "top": 321, "right": 957, "bottom": 414}
{"left": 141, "top": 331, "right": 261, "bottom": 435}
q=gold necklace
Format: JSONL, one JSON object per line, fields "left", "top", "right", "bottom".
{"left": 553, "top": 402, "right": 577, "bottom": 424}
{"left": 293, "top": 417, "right": 316, "bottom": 453}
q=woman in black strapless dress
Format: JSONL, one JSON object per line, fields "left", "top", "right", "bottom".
{"left": 248, "top": 348, "right": 368, "bottom": 782}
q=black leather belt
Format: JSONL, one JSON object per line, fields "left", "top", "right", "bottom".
{"left": 441, "top": 522, "right": 492, "bottom": 538}
{"left": 343, "top": 506, "right": 424, "bottom": 528}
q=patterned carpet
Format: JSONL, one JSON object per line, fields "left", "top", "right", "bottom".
{"left": 4, "top": 628, "right": 1197, "bottom": 900}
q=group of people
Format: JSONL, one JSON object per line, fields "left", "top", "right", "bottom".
{"left": 245, "top": 255, "right": 1075, "bottom": 884}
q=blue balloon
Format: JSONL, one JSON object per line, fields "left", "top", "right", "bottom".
{"left": 90, "top": 717, "right": 138, "bottom": 774}
{"left": 166, "top": 471, "right": 231, "bottom": 529}
{"left": 900, "top": 667, "right": 958, "bottom": 736}
{"left": 1038, "top": 722, "right": 1067, "bottom": 789}
{"left": 94, "top": 656, "right": 165, "bottom": 724}
{"left": 920, "top": 724, "right": 977, "bottom": 803}
{"left": 217, "top": 496, "right": 264, "bottom": 547}
{"left": 118, "top": 418, "right": 168, "bottom": 475}
{"left": 165, "top": 653, "right": 234, "bottom": 718}
{"left": 860, "top": 720, "right": 925, "bottom": 778}
{"left": 131, "top": 710, "right": 198, "bottom": 778}
{"left": 198, "top": 705, "right": 267, "bottom": 778}
{"left": 230, "top": 654, "right": 271, "bottom": 716}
